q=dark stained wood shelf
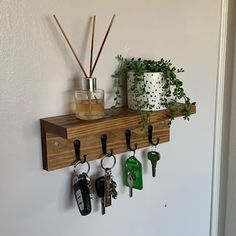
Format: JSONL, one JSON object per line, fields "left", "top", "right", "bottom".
{"left": 40, "top": 104, "right": 196, "bottom": 171}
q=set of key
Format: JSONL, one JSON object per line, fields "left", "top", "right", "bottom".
{"left": 72, "top": 145, "right": 161, "bottom": 216}
{"left": 73, "top": 155, "right": 118, "bottom": 216}
{"left": 95, "top": 169, "right": 117, "bottom": 215}
{"left": 124, "top": 146, "right": 161, "bottom": 198}
{"left": 95, "top": 153, "right": 118, "bottom": 215}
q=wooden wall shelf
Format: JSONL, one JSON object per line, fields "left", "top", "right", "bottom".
{"left": 40, "top": 104, "right": 196, "bottom": 171}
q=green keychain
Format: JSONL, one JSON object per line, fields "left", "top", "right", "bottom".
{"left": 124, "top": 155, "right": 143, "bottom": 197}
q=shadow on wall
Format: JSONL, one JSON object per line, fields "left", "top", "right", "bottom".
{"left": 62, "top": 76, "right": 81, "bottom": 114}
{"left": 46, "top": 15, "right": 92, "bottom": 72}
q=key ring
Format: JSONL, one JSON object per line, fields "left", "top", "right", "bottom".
{"left": 101, "top": 154, "right": 116, "bottom": 170}
{"left": 129, "top": 150, "right": 136, "bottom": 157}
{"left": 73, "top": 160, "right": 90, "bottom": 175}
{"left": 152, "top": 145, "right": 157, "bottom": 152}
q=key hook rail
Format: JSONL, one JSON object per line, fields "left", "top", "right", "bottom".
{"left": 74, "top": 139, "right": 87, "bottom": 163}
{"left": 148, "top": 125, "right": 160, "bottom": 146}
{"left": 125, "top": 129, "right": 138, "bottom": 152}
{"left": 101, "top": 134, "right": 113, "bottom": 156}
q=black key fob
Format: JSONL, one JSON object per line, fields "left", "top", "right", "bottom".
{"left": 95, "top": 176, "right": 105, "bottom": 198}
{"left": 95, "top": 176, "right": 106, "bottom": 215}
{"left": 72, "top": 174, "right": 92, "bottom": 216}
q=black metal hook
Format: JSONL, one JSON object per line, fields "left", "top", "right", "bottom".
{"left": 73, "top": 139, "right": 87, "bottom": 163}
{"left": 101, "top": 134, "right": 113, "bottom": 156}
{"left": 125, "top": 129, "right": 138, "bottom": 152}
{"left": 148, "top": 125, "right": 160, "bottom": 146}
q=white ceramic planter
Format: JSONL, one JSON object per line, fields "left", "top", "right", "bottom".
{"left": 127, "top": 72, "right": 165, "bottom": 111}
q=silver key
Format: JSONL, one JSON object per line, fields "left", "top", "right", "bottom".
{"left": 81, "top": 172, "right": 93, "bottom": 199}
{"left": 104, "top": 169, "right": 112, "bottom": 207}
{"left": 127, "top": 174, "right": 135, "bottom": 198}
{"left": 111, "top": 179, "right": 118, "bottom": 199}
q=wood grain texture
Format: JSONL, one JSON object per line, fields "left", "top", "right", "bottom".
{"left": 40, "top": 105, "right": 196, "bottom": 171}
{"left": 41, "top": 104, "right": 196, "bottom": 139}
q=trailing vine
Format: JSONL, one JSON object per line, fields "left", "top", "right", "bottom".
{"left": 111, "top": 55, "right": 195, "bottom": 133}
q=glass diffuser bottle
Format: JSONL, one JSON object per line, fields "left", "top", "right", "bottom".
{"left": 75, "top": 78, "right": 104, "bottom": 120}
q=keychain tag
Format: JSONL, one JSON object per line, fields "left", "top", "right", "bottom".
{"left": 125, "top": 156, "right": 143, "bottom": 190}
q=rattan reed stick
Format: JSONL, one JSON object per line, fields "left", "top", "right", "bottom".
{"left": 89, "top": 16, "right": 96, "bottom": 77}
{"left": 90, "top": 14, "right": 116, "bottom": 77}
{"left": 53, "top": 14, "right": 88, "bottom": 78}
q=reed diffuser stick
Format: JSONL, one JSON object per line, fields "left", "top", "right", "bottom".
{"left": 89, "top": 16, "right": 96, "bottom": 77}
{"left": 53, "top": 14, "right": 88, "bottom": 78}
{"left": 90, "top": 14, "right": 116, "bottom": 77}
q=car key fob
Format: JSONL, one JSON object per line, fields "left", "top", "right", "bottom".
{"left": 72, "top": 174, "right": 92, "bottom": 216}
{"left": 95, "top": 176, "right": 106, "bottom": 215}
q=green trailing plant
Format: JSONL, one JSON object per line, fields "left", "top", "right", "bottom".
{"left": 111, "top": 55, "right": 196, "bottom": 134}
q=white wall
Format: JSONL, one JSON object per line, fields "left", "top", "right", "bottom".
{"left": 0, "top": 1, "right": 221, "bottom": 236}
